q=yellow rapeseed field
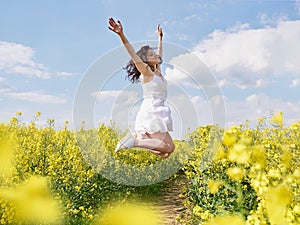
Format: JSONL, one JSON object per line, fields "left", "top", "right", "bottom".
{"left": 0, "top": 112, "right": 299, "bottom": 225}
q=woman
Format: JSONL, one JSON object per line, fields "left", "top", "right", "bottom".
{"left": 108, "top": 18, "right": 175, "bottom": 158}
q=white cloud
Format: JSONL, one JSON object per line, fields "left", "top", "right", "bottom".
{"left": 258, "top": 13, "right": 288, "bottom": 26}
{"left": 0, "top": 77, "right": 14, "bottom": 93}
{"left": 56, "top": 72, "right": 74, "bottom": 77}
{"left": 226, "top": 93, "right": 300, "bottom": 127}
{"left": 182, "top": 92, "right": 300, "bottom": 129}
{"left": 255, "top": 79, "right": 264, "bottom": 87}
{"left": 193, "top": 20, "right": 300, "bottom": 88}
{"left": 290, "top": 78, "right": 300, "bottom": 87}
{"left": 0, "top": 41, "right": 51, "bottom": 78}
{"left": 5, "top": 91, "right": 67, "bottom": 103}
{"left": 165, "top": 53, "right": 219, "bottom": 89}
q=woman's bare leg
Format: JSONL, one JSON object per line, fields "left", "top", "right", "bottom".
{"left": 134, "top": 132, "right": 175, "bottom": 156}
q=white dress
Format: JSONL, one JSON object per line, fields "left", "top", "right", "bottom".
{"left": 134, "top": 73, "right": 173, "bottom": 135}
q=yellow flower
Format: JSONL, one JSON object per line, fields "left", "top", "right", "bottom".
{"left": 250, "top": 146, "right": 266, "bottom": 169}
{"left": 226, "top": 167, "right": 245, "bottom": 181}
{"left": 222, "top": 132, "right": 237, "bottom": 146}
{"left": 207, "top": 180, "right": 223, "bottom": 194}
{"left": 200, "top": 210, "right": 212, "bottom": 221}
{"left": 203, "top": 214, "right": 245, "bottom": 225}
{"left": 257, "top": 116, "right": 266, "bottom": 124}
{"left": 192, "top": 205, "right": 203, "bottom": 217}
{"left": 95, "top": 202, "right": 161, "bottom": 225}
{"left": 270, "top": 112, "right": 283, "bottom": 127}
{"left": 293, "top": 205, "right": 300, "bottom": 214}
{"left": 212, "top": 142, "right": 227, "bottom": 160}
{"left": 0, "top": 176, "right": 63, "bottom": 225}
{"left": 228, "top": 143, "right": 250, "bottom": 164}
{"left": 267, "top": 169, "right": 281, "bottom": 179}
{"left": 35, "top": 111, "right": 41, "bottom": 117}
{"left": 265, "top": 185, "right": 292, "bottom": 225}
{"left": 281, "top": 146, "right": 292, "bottom": 169}
{"left": 0, "top": 138, "right": 14, "bottom": 177}
{"left": 289, "top": 122, "right": 299, "bottom": 131}
{"left": 293, "top": 169, "right": 300, "bottom": 178}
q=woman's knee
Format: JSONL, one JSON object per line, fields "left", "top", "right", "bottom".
{"left": 163, "top": 142, "right": 175, "bottom": 153}
{"left": 148, "top": 132, "right": 175, "bottom": 153}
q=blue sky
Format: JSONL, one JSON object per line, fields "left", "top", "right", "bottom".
{"left": 1, "top": 0, "right": 300, "bottom": 139}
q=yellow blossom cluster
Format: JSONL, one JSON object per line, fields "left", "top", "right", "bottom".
{"left": 181, "top": 114, "right": 300, "bottom": 225}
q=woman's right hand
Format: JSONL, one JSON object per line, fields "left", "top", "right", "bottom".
{"left": 157, "top": 24, "right": 163, "bottom": 39}
{"left": 108, "top": 17, "right": 123, "bottom": 35}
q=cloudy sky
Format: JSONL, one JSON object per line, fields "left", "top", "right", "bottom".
{"left": 1, "top": 0, "right": 300, "bottom": 139}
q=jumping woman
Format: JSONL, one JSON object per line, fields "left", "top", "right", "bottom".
{"left": 108, "top": 18, "right": 175, "bottom": 158}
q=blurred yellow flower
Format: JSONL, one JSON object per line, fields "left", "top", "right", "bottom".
{"left": 222, "top": 132, "right": 237, "bottom": 146}
{"left": 289, "top": 122, "right": 299, "bottom": 131}
{"left": 212, "top": 142, "right": 227, "bottom": 160}
{"left": 250, "top": 146, "right": 266, "bottom": 168}
{"left": 270, "top": 112, "right": 283, "bottom": 127}
{"left": 257, "top": 116, "right": 266, "bottom": 124}
{"left": 267, "top": 169, "right": 281, "bottom": 179}
{"left": 35, "top": 111, "right": 41, "bottom": 117}
{"left": 94, "top": 202, "right": 161, "bottom": 225}
{"left": 0, "top": 176, "right": 62, "bottom": 225}
{"left": 228, "top": 143, "right": 250, "bottom": 164}
{"left": 226, "top": 167, "right": 245, "bottom": 181}
{"left": 293, "top": 205, "right": 300, "bottom": 214}
{"left": 16, "top": 112, "right": 22, "bottom": 116}
{"left": 265, "top": 185, "right": 292, "bottom": 225}
{"left": 207, "top": 180, "right": 223, "bottom": 194}
{"left": 203, "top": 214, "right": 245, "bottom": 225}
{"left": 293, "top": 169, "right": 300, "bottom": 178}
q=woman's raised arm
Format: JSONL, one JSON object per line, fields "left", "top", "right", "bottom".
{"left": 157, "top": 24, "right": 163, "bottom": 71}
{"left": 157, "top": 24, "right": 163, "bottom": 57}
{"left": 108, "top": 18, "right": 150, "bottom": 75}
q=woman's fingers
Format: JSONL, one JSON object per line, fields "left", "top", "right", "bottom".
{"left": 157, "top": 24, "right": 163, "bottom": 37}
{"left": 108, "top": 18, "right": 115, "bottom": 27}
{"left": 108, "top": 18, "right": 117, "bottom": 27}
{"left": 108, "top": 18, "right": 122, "bottom": 33}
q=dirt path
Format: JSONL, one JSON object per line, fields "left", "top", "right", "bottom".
{"left": 158, "top": 171, "right": 189, "bottom": 225}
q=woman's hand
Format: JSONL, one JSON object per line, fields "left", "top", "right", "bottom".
{"left": 157, "top": 24, "right": 163, "bottom": 39}
{"left": 108, "top": 17, "right": 123, "bottom": 35}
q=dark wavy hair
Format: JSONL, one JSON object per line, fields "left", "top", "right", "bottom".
{"left": 124, "top": 45, "right": 162, "bottom": 83}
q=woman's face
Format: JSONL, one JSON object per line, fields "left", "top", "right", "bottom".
{"left": 146, "top": 49, "right": 161, "bottom": 66}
